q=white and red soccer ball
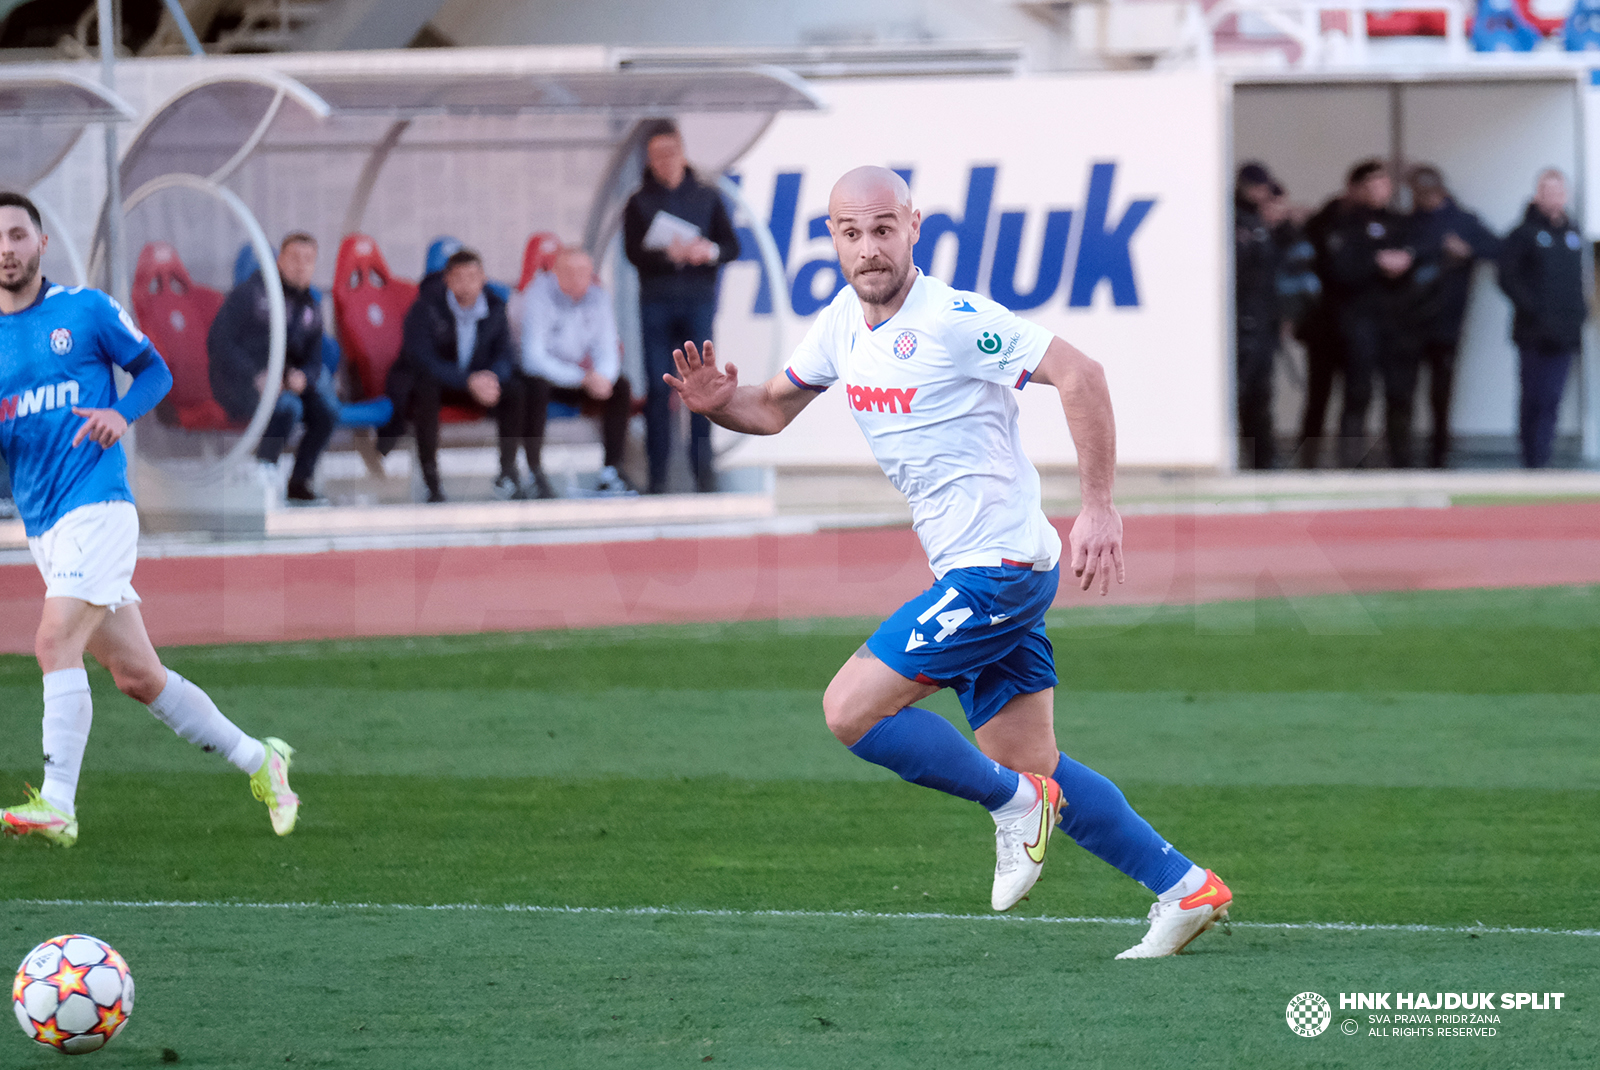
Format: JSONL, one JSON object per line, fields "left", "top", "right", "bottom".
{"left": 12, "top": 934, "right": 133, "bottom": 1053}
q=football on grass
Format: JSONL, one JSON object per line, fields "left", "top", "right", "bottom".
{"left": 12, "top": 935, "right": 134, "bottom": 1053}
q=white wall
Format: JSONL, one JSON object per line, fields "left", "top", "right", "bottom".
{"left": 715, "top": 70, "right": 1229, "bottom": 470}
{"left": 1233, "top": 84, "right": 1391, "bottom": 208}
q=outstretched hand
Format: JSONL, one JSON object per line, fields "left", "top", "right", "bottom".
{"left": 1068, "top": 504, "right": 1126, "bottom": 595}
{"left": 663, "top": 340, "right": 739, "bottom": 415}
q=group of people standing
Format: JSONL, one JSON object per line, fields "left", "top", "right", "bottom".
{"left": 1235, "top": 159, "right": 1587, "bottom": 470}
{"left": 206, "top": 118, "right": 740, "bottom": 504}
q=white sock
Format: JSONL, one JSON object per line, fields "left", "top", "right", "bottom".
{"left": 147, "top": 670, "right": 266, "bottom": 774}
{"left": 40, "top": 669, "right": 93, "bottom": 816}
{"left": 988, "top": 772, "right": 1035, "bottom": 823}
{"left": 1158, "top": 864, "right": 1208, "bottom": 903}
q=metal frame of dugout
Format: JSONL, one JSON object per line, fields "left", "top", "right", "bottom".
{"left": 97, "top": 62, "right": 820, "bottom": 534}
{"left": 0, "top": 71, "right": 136, "bottom": 289}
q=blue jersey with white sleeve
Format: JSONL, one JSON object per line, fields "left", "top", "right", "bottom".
{"left": 0, "top": 280, "right": 172, "bottom": 536}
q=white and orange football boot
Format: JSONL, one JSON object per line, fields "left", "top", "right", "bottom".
{"left": 1116, "top": 869, "right": 1232, "bottom": 958}
{"left": 991, "top": 772, "right": 1063, "bottom": 911}
{"left": 1, "top": 785, "right": 78, "bottom": 847}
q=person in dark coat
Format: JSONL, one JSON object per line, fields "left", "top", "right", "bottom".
{"left": 1403, "top": 166, "right": 1500, "bottom": 468}
{"left": 207, "top": 232, "right": 335, "bottom": 501}
{"left": 1322, "top": 160, "right": 1415, "bottom": 467}
{"left": 378, "top": 249, "right": 519, "bottom": 502}
{"left": 1295, "top": 181, "right": 1353, "bottom": 468}
{"left": 1234, "top": 162, "right": 1284, "bottom": 469}
{"left": 1497, "top": 169, "right": 1588, "bottom": 468}
{"left": 623, "top": 119, "right": 741, "bottom": 493}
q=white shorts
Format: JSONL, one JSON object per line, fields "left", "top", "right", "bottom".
{"left": 27, "top": 501, "right": 142, "bottom": 610}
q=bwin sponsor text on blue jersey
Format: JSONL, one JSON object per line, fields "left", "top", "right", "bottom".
{"left": 0, "top": 379, "right": 82, "bottom": 423}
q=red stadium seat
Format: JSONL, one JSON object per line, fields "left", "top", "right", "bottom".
{"left": 517, "top": 231, "right": 562, "bottom": 291}
{"left": 332, "top": 234, "right": 418, "bottom": 402}
{"left": 132, "top": 242, "right": 236, "bottom": 431}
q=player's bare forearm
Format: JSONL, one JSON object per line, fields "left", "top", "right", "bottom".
{"left": 1032, "top": 339, "right": 1116, "bottom": 508}
{"left": 1031, "top": 338, "right": 1125, "bottom": 594}
{"left": 665, "top": 340, "right": 816, "bottom": 436}
{"left": 701, "top": 380, "right": 804, "bottom": 436}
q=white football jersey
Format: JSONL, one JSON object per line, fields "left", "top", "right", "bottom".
{"left": 785, "top": 272, "right": 1061, "bottom": 579}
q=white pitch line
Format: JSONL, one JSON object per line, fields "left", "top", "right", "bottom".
{"left": 8, "top": 899, "right": 1599, "bottom": 939}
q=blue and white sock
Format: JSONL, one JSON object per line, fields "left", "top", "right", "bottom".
{"left": 1052, "top": 751, "right": 1195, "bottom": 896}
{"left": 1158, "top": 864, "right": 1208, "bottom": 903}
{"left": 848, "top": 707, "right": 1022, "bottom": 811}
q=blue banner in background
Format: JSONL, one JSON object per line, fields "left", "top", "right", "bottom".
{"left": 1472, "top": 0, "right": 1541, "bottom": 51}
{"left": 1565, "top": 0, "right": 1600, "bottom": 49}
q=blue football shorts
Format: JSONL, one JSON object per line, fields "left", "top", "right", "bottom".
{"left": 866, "top": 562, "right": 1060, "bottom": 731}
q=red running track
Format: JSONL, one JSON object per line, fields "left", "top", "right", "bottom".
{"left": 1, "top": 502, "right": 1598, "bottom": 652}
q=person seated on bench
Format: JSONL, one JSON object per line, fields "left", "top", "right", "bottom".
{"left": 378, "top": 248, "right": 519, "bottom": 503}
{"left": 512, "top": 246, "right": 635, "bottom": 498}
{"left": 207, "top": 231, "right": 336, "bottom": 503}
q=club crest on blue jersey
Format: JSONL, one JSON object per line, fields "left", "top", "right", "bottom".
{"left": 893, "top": 330, "right": 917, "bottom": 360}
{"left": 49, "top": 328, "right": 72, "bottom": 356}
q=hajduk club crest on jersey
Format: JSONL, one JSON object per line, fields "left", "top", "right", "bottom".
{"left": 49, "top": 328, "right": 72, "bottom": 356}
{"left": 893, "top": 330, "right": 917, "bottom": 359}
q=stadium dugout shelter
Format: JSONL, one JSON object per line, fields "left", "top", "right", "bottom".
{"left": 0, "top": 71, "right": 135, "bottom": 289}
{"left": 1228, "top": 64, "right": 1600, "bottom": 467}
{"left": 102, "top": 55, "right": 817, "bottom": 534}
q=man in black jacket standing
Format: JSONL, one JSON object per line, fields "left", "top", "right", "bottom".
{"left": 1323, "top": 160, "right": 1414, "bottom": 467}
{"left": 380, "top": 249, "right": 519, "bottom": 502}
{"left": 1498, "top": 169, "right": 1588, "bottom": 468}
{"left": 208, "top": 232, "right": 334, "bottom": 502}
{"left": 623, "top": 119, "right": 740, "bottom": 493}
{"left": 1404, "top": 166, "right": 1500, "bottom": 468}
{"left": 1234, "top": 163, "right": 1284, "bottom": 469}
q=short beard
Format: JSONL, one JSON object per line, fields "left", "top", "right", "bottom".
{"left": 0, "top": 251, "right": 40, "bottom": 294}
{"left": 846, "top": 253, "right": 912, "bottom": 306}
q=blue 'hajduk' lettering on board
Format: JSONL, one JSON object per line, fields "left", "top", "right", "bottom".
{"left": 730, "top": 163, "right": 1155, "bottom": 316}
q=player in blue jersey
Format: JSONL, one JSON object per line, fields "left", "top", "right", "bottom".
{"left": 0, "top": 193, "right": 298, "bottom": 847}
{"left": 666, "top": 167, "right": 1230, "bottom": 957}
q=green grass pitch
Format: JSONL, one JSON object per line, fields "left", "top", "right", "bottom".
{"left": 2, "top": 585, "right": 1597, "bottom": 1067}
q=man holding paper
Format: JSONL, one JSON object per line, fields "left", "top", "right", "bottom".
{"left": 623, "top": 119, "right": 741, "bottom": 494}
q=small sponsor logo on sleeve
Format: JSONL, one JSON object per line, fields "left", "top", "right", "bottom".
{"left": 108, "top": 297, "right": 146, "bottom": 343}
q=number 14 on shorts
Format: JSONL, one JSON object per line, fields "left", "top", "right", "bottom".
{"left": 907, "top": 587, "right": 972, "bottom": 649}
